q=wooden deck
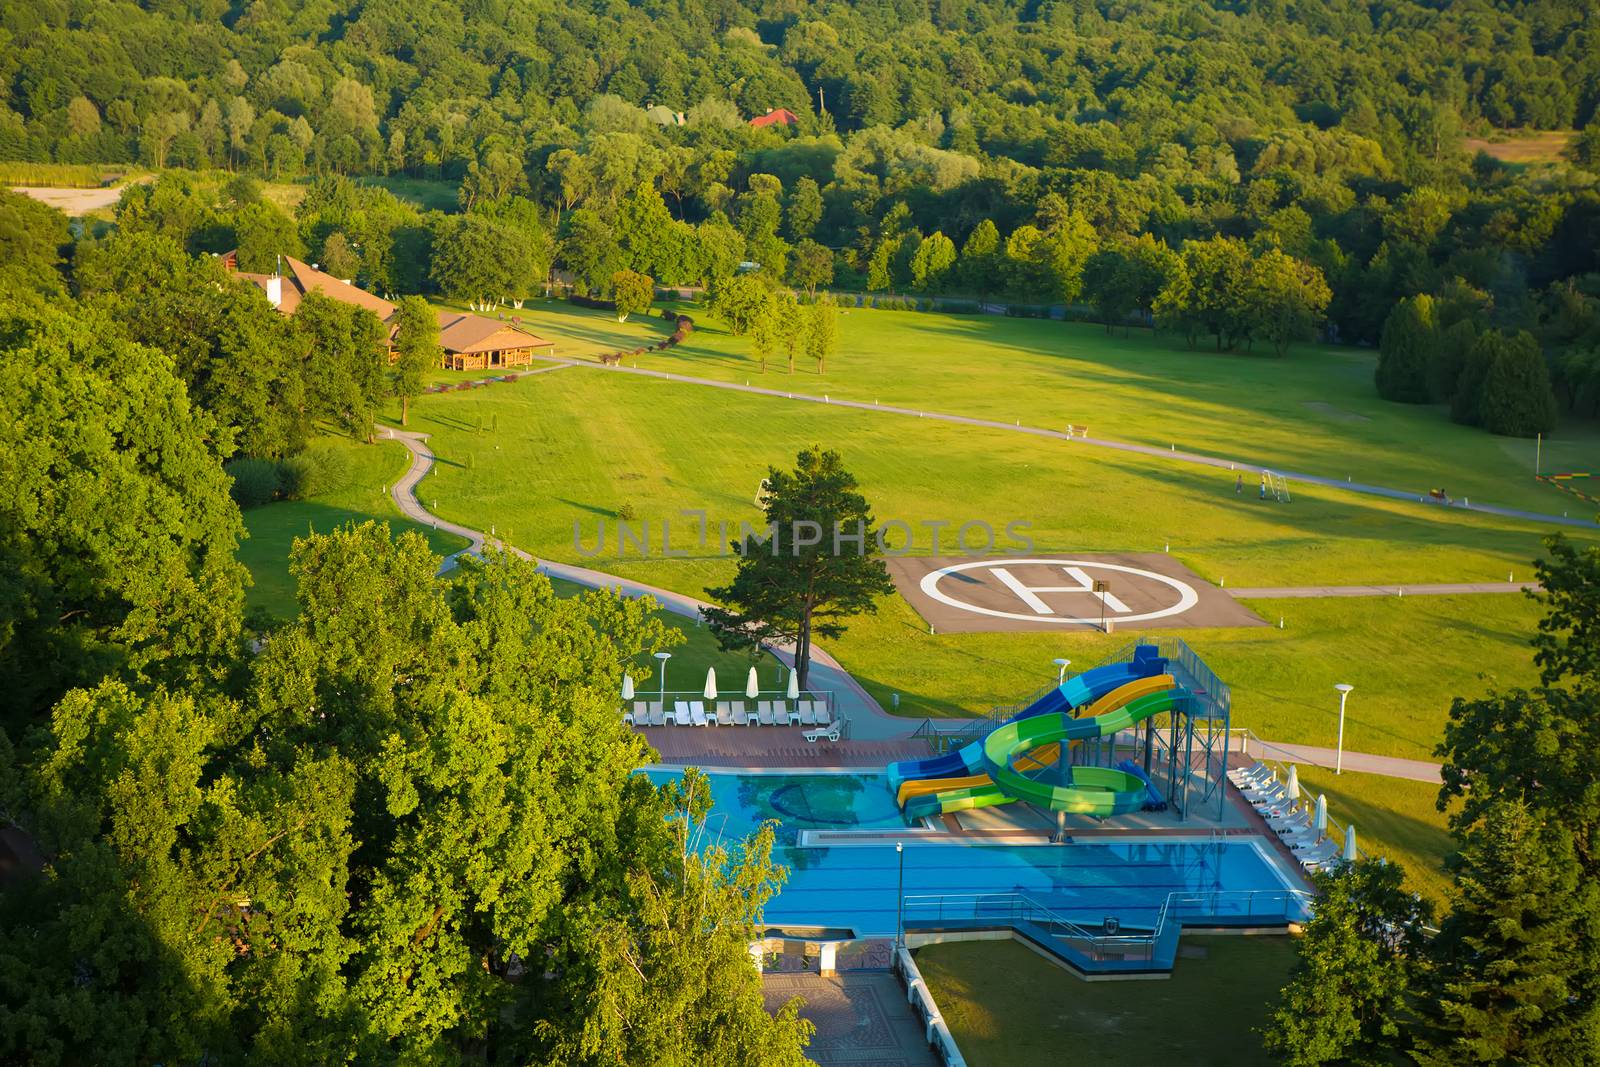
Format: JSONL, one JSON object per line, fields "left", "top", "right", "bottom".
{"left": 636, "top": 725, "right": 929, "bottom": 768}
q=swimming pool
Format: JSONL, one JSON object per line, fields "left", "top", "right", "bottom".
{"left": 645, "top": 770, "right": 1294, "bottom": 938}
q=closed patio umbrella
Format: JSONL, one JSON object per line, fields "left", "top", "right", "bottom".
{"left": 1343, "top": 824, "right": 1358, "bottom": 863}
{"left": 1313, "top": 794, "right": 1327, "bottom": 839}
{"left": 786, "top": 667, "right": 800, "bottom": 700}
{"left": 745, "top": 666, "right": 759, "bottom": 700}
{"left": 1284, "top": 764, "right": 1300, "bottom": 805}
{"left": 621, "top": 674, "right": 635, "bottom": 701}
{"left": 703, "top": 667, "right": 718, "bottom": 701}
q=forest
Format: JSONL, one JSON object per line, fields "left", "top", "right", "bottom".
{"left": 2, "top": 0, "right": 1600, "bottom": 423}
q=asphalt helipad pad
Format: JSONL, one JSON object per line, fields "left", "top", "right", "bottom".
{"left": 886, "top": 553, "right": 1266, "bottom": 633}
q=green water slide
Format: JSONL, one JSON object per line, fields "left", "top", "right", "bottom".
{"left": 979, "top": 689, "right": 1179, "bottom": 817}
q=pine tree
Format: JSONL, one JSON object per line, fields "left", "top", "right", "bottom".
{"left": 1376, "top": 294, "right": 1437, "bottom": 403}
{"left": 1413, "top": 801, "right": 1600, "bottom": 1064}
{"left": 1476, "top": 330, "right": 1558, "bottom": 437}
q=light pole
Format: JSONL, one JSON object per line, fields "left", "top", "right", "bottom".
{"left": 655, "top": 651, "right": 672, "bottom": 710}
{"left": 1053, "top": 658, "right": 1071, "bottom": 685}
{"left": 1334, "top": 684, "right": 1353, "bottom": 775}
{"left": 895, "top": 842, "right": 906, "bottom": 947}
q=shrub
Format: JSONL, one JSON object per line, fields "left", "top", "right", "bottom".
{"left": 280, "top": 442, "right": 351, "bottom": 500}
{"left": 225, "top": 457, "right": 281, "bottom": 509}
{"left": 617, "top": 502, "right": 638, "bottom": 521}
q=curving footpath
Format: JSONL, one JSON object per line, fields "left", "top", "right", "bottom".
{"left": 380, "top": 426, "right": 912, "bottom": 739}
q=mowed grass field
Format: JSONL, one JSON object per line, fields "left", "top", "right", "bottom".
{"left": 238, "top": 437, "right": 468, "bottom": 619}
{"left": 917, "top": 936, "right": 1297, "bottom": 1067}
{"left": 489, "top": 300, "right": 1600, "bottom": 515}
{"left": 382, "top": 356, "right": 1574, "bottom": 760}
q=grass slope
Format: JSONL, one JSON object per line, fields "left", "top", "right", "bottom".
{"left": 916, "top": 936, "right": 1297, "bottom": 1067}
{"left": 508, "top": 299, "right": 1598, "bottom": 514}
{"left": 238, "top": 437, "right": 469, "bottom": 619}
{"left": 1296, "top": 766, "right": 1458, "bottom": 910}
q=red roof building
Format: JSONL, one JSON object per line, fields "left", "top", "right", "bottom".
{"left": 749, "top": 108, "right": 799, "bottom": 129}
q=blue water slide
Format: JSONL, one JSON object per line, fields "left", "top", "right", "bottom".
{"left": 888, "top": 645, "right": 1166, "bottom": 794}
{"left": 1115, "top": 759, "right": 1168, "bottom": 811}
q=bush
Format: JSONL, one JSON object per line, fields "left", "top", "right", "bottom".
{"left": 617, "top": 502, "right": 638, "bottom": 521}
{"left": 225, "top": 457, "right": 281, "bottom": 509}
{"left": 280, "top": 442, "right": 351, "bottom": 501}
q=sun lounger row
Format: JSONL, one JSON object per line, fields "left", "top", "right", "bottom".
{"left": 1229, "top": 762, "right": 1344, "bottom": 874}
{"left": 621, "top": 699, "right": 832, "bottom": 729}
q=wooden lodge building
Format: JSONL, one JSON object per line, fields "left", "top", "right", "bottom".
{"left": 224, "top": 252, "right": 556, "bottom": 371}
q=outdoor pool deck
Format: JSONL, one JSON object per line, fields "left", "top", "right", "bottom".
{"left": 636, "top": 723, "right": 928, "bottom": 767}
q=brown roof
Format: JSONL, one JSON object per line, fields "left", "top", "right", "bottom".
{"left": 749, "top": 108, "right": 798, "bottom": 128}
{"left": 436, "top": 312, "right": 554, "bottom": 354}
{"left": 227, "top": 252, "right": 554, "bottom": 353}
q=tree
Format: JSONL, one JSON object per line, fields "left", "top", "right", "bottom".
{"left": 1038, "top": 212, "right": 1098, "bottom": 305}
{"left": 615, "top": 181, "right": 675, "bottom": 280}
{"left": 0, "top": 301, "right": 246, "bottom": 727}
{"left": 1262, "top": 858, "right": 1431, "bottom": 1065}
{"left": 711, "top": 273, "right": 774, "bottom": 336}
{"left": 611, "top": 269, "right": 655, "bottom": 322}
{"left": 866, "top": 233, "right": 900, "bottom": 293}
{"left": 1476, "top": 330, "right": 1558, "bottom": 437}
{"left": 0, "top": 189, "right": 71, "bottom": 297}
{"left": 909, "top": 232, "right": 957, "bottom": 292}
{"left": 320, "top": 230, "right": 360, "bottom": 279}
{"left": 1412, "top": 800, "right": 1599, "bottom": 1064}
{"left": 1083, "top": 235, "right": 1182, "bottom": 334}
{"left": 431, "top": 214, "right": 537, "bottom": 306}
{"left": 789, "top": 239, "right": 834, "bottom": 294}
{"left": 1173, "top": 236, "right": 1253, "bottom": 351}
{"left": 1377, "top": 295, "right": 1439, "bottom": 403}
{"left": 774, "top": 289, "right": 802, "bottom": 373}
{"left": 391, "top": 295, "right": 440, "bottom": 426}
{"left": 232, "top": 200, "right": 303, "bottom": 273}
{"left": 703, "top": 447, "right": 894, "bottom": 693}
{"left": 560, "top": 209, "right": 622, "bottom": 297}
{"left": 293, "top": 291, "right": 387, "bottom": 440}
{"left": 1528, "top": 534, "right": 1600, "bottom": 686}
{"left": 1246, "top": 248, "right": 1331, "bottom": 357}
{"left": 959, "top": 220, "right": 1001, "bottom": 299}
{"left": 803, "top": 294, "right": 838, "bottom": 374}
{"left": 786, "top": 176, "right": 823, "bottom": 240}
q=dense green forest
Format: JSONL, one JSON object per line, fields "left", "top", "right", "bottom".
{"left": 5, "top": 0, "right": 1600, "bottom": 421}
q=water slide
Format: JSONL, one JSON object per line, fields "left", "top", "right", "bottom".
{"left": 898, "top": 675, "right": 1177, "bottom": 820}
{"left": 887, "top": 644, "right": 1167, "bottom": 797}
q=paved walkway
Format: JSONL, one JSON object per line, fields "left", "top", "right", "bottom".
{"left": 544, "top": 357, "right": 1598, "bottom": 530}
{"left": 1230, "top": 581, "right": 1539, "bottom": 599}
{"left": 763, "top": 972, "right": 939, "bottom": 1067}
{"left": 380, "top": 426, "right": 914, "bottom": 740}
{"left": 1246, "top": 739, "right": 1442, "bottom": 783}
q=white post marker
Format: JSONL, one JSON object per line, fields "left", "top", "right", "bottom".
{"left": 1334, "top": 683, "right": 1354, "bottom": 775}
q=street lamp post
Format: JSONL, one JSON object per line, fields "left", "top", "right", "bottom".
{"left": 895, "top": 842, "right": 905, "bottom": 948}
{"left": 1053, "top": 657, "right": 1071, "bottom": 686}
{"left": 1334, "top": 684, "right": 1354, "bottom": 775}
{"left": 655, "top": 651, "right": 672, "bottom": 711}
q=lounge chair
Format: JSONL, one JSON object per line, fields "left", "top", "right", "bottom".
{"left": 647, "top": 702, "right": 666, "bottom": 727}
{"left": 727, "top": 700, "right": 748, "bottom": 726}
{"left": 769, "top": 700, "right": 792, "bottom": 725}
{"left": 690, "top": 701, "right": 709, "bottom": 727}
{"left": 716, "top": 701, "right": 735, "bottom": 726}
{"left": 622, "top": 703, "right": 640, "bottom": 726}
{"left": 757, "top": 701, "right": 776, "bottom": 726}
{"left": 804, "top": 726, "right": 842, "bottom": 743}
{"left": 672, "top": 701, "right": 692, "bottom": 726}
{"left": 797, "top": 701, "right": 818, "bottom": 727}
{"left": 813, "top": 702, "right": 832, "bottom": 728}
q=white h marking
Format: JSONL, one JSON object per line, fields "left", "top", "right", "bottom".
{"left": 989, "top": 566, "right": 1131, "bottom": 616}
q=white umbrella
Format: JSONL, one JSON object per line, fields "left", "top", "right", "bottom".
{"left": 1343, "top": 824, "right": 1358, "bottom": 863}
{"left": 1284, "top": 764, "right": 1300, "bottom": 805}
{"left": 1313, "top": 794, "right": 1328, "bottom": 838}
{"left": 787, "top": 667, "right": 800, "bottom": 699}
{"left": 621, "top": 674, "right": 635, "bottom": 701}
{"left": 745, "top": 666, "right": 760, "bottom": 700}
{"left": 703, "top": 667, "right": 718, "bottom": 701}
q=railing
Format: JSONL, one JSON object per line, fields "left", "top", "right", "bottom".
{"left": 902, "top": 886, "right": 1314, "bottom": 962}
{"left": 894, "top": 945, "right": 969, "bottom": 1067}
{"left": 625, "top": 688, "right": 836, "bottom": 722}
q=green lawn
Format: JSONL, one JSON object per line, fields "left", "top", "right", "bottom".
{"left": 238, "top": 437, "right": 469, "bottom": 619}
{"left": 355, "top": 174, "right": 461, "bottom": 212}
{"left": 512, "top": 299, "right": 1598, "bottom": 515}
{"left": 1295, "top": 766, "right": 1458, "bottom": 911}
{"left": 916, "top": 936, "right": 1297, "bottom": 1067}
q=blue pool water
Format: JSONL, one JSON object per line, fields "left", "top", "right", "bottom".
{"left": 646, "top": 770, "right": 1293, "bottom": 937}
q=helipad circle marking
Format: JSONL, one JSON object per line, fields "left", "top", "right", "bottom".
{"left": 919, "top": 558, "right": 1201, "bottom": 625}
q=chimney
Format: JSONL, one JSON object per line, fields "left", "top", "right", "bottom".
{"left": 265, "top": 275, "right": 282, "bottom": 308}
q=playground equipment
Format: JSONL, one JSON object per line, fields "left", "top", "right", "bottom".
{"left": 890, "top": 640, "right": 1232, "bottom": 822}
